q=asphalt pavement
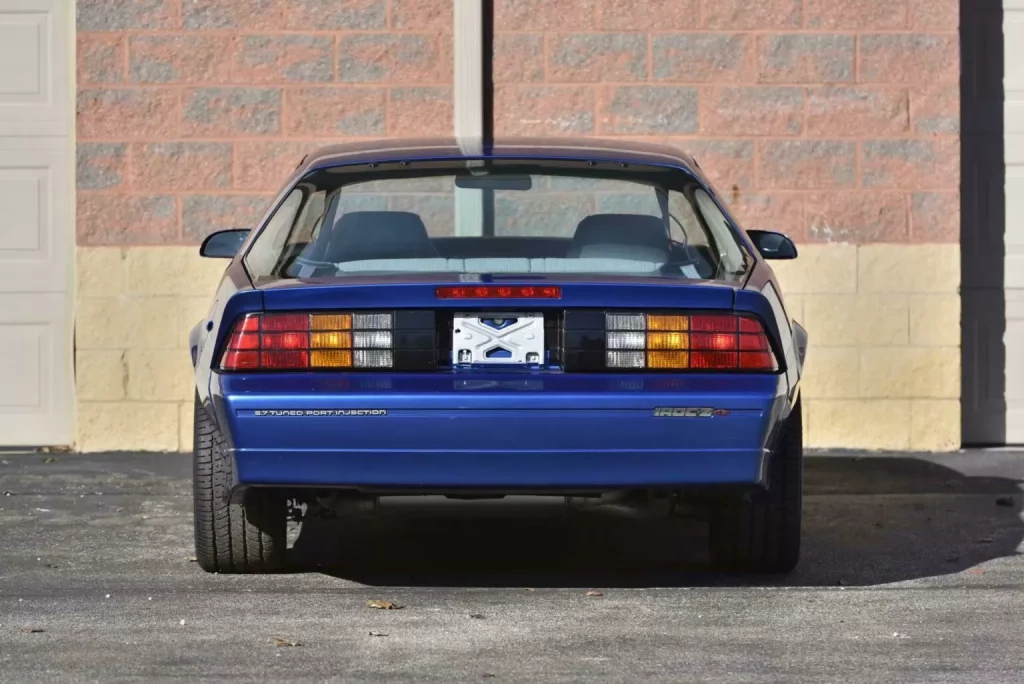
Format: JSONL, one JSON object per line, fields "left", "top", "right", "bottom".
{"left": 1, "top": 450, "right": 1023, "bottom": 683}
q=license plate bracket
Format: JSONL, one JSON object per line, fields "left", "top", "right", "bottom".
{"left": 452, "top": 312, "right": 545, "bottom": 365}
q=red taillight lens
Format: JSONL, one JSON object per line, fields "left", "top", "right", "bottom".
{"left": 436, "top": 285, "right": 562, "bottom": 299}
{"left": 219, "top": 312, "right": 393, "bottom": 371}
{"left": 604, "top": 313, "right": 777, "bottom": 371}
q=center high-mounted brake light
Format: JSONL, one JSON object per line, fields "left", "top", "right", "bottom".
{"left": 436, "top": 286, "right": 561, "bottom": 299}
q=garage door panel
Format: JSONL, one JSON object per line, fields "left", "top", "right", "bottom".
{"left": 0, "top": 293, "right": 71, "bottom": 445}
{"left": 0, "top": 141, "right": 70, "bottom": 292}
{"left": 0, "top": 0, "right": 66, "bottom": 137}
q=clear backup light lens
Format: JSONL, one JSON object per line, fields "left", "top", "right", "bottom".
{"left": 355, "top": 350, "right": 393, "bottom": 368}
{"left": 353, "top": 331, "right": 392, "bottom": 349}
{"left": 606, "top": 314, "right": 645, "bottom": 331}
{"left": 607, "top": 351, "right": 645, "bottom": 368}
{"left": 354, "top": 313, "right": 392, "bottom": 329}
{"left": 606, "top": 332, "right": 645, "bottom": 350}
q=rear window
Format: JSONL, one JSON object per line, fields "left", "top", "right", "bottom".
{"left": 243, "top": 161, "right": 750, "bottom": 283}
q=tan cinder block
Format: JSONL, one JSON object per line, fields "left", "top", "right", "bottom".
{"left": 909, "top": 294, "right": 961, "bottom": 347}
{"left": 179, "top": 400, "right": 194, "bottom": 453}
{"left": 803, "top": 294, "right": 909, "bottom": 346}
{"left": 78, "top": 402, "right": 179, "bottom": 452}
{"left": 801, "top": 347, "right": 858, "bottom": 399}
{"left": 911, "top": 400, "right": 961, "bottom": 451}
{"left": 77, "top": 247, "right": 126, "bottom": 297}
{"left": 75, "top": 350, "right": 126, "bottom": 401}
{"left": 807, "top": 399, "right": 911, "bottom": 450}
{"left": 177, "top": 296, "right": 214, "bottom": 348}
{"left": 783, "top": 294, "right": 804, "bottom": 324}
{"left": 76, "top": 297, "right": 180, "bottom": 350}
{"left": 124, "top": 246, "right": 227, "bottom": 297}
{"left": 858, "top": 244, "right": 959, "bottom": 294}
{"left": 127, "top": 349, "right": 195, "bottom": 402}
{"left": 859, "top": 347, "right": 961, "bottom": 399}
{"left": 770, "top": 244, "right": 858, "bottom": 294}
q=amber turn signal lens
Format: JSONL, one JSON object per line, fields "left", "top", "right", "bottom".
{"left": 310, "top": 331, "right": 352, "bottom": 349}
{"left": 646, "top": 315, "right": 689, "bottom": 331}
{"left": 310, "top": 314, "right": 352, "bottom": 331}
{"left": 647, "top": 351, "right": 690, "bottom": 369}
{"left": 646, "top": 332, "right": 689, "bottom": 350}
{"left": 310, "top": 350, "right": 353, "bottom": 368}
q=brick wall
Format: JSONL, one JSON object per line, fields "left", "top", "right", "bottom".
{"left": 73, "top": 0, "right": 961, "bottom": 451}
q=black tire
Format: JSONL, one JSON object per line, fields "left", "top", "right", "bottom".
{"left": 192, "top": 393, "right": 285, "bottom": 574}
{"left": 708, "top": 397, "right": 802, "bottom": 573}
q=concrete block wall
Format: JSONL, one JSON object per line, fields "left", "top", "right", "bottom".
{"left": 75, "top": 0, "right": 960, "bottom": 451}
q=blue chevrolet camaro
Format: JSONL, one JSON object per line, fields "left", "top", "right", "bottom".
{"left": 189, "top": 137, "right": 808, "bottom": 574}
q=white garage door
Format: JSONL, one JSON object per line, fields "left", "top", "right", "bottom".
{"left": 0, "top": 0, "right": 73, "bottom": 446}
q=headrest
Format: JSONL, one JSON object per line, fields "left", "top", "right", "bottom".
{"left": 568, "top": 214, "right": 670, "bottom": 261}
{"left": 325, "top": 211, "right": 439, "bottom": 263}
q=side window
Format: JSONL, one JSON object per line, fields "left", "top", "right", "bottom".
{"left": 244, "top": 188, "right": 303, "bottom": 277}
{"left": 693, "top": 189, "right": 746, "bottom": 275}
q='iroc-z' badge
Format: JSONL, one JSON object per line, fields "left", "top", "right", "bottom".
{"left": 653, "top": 408, "right": 730, "bottom": 417}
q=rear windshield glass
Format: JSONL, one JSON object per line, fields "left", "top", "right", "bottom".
{"left": 243, "top": 161, "right": 750, "bottom": 283}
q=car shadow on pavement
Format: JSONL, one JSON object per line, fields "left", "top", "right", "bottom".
{"left": 291, "top": 455, "right": 1024, "bottom": 588}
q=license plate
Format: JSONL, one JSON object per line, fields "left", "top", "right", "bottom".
{"left": 452, "top": 312, "right": 545, "bottom": 365}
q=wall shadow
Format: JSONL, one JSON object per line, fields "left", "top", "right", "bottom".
{"left": 289, "top": 455, "right": 1023, "bottom": 588}
{"left": 961, "top": 0, "right": 1008, "bottom": 445}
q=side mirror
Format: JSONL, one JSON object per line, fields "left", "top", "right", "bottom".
{"left": 747, "top": 230, "right": 798, "bottom": 260}
{"left": 199, "top": 229, "right": 250, "bottom": 259}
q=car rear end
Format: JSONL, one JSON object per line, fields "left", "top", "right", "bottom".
{"left": 207, "top": 279, "right": 792, "bottom": 494}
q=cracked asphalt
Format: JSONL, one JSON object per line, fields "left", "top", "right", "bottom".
{"left": 1, "top": 450, "right": 1023, "bottom": 683}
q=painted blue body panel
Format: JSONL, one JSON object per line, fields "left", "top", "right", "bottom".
{"left": 185, "top": 137, "right": 808, "bottom": 494}
{"left": 212, "top": 372, "right": 785, "bottom": 490}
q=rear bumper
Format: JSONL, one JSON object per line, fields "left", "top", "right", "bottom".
{"left": 210, "top": 372, "right": 789, "bottom": 492}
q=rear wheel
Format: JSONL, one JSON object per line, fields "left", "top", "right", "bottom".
{"left": 708, "top": 397, "right": 802, "bottom": 573}
{"left": 192, "top": 393, "right": 285, "bottom": 574}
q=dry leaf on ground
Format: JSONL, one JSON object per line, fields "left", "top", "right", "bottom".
{"left": 585, "top": 590, "right": 604, "bottom": 597}
{"left": 271, "top": 637, "right": 301, "bottom": 647}
{"left": 367, "top": 600, "right": 403, "bottom": 610}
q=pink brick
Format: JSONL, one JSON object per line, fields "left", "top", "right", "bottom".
{"left": 235, "top": 141, "right": 313, "bottom": 192}
{"left": 183, "top": 0, "right": 284, "bottom": 30}
{"left": 807, "top": 87, "right": 910, "bottom": 136}
{"left": 804, "top": 0, "right": 907, "bottom": 29}
{"left": 78, "top": 0, "right": 180, "bottom": 30}
{"left": 599, "top": 86, "right": 697, "bottom": 134}
{"left": 547, "top": 34, "right": 647, "bottom": 83}
{"left": 77, "top": 88, "right": 179, "bottom": 140}
{"left": 700, "top": 87, "right": 803, "bottom": 136}
{"left": 703, "top": 0, "right": 801, "bottom": 29}
{"left": 181, "top": 88, "right": 281, "bottom": 137}
{"left": 728, "top": 192, "right": 805, "bottom": 241}
{"left": 597, "top": 0, "right": 698, "bottom": 30}
{"left": 131, "top": 143, "right": 232, "bottom": 192}
{"left": 495, "top": 86, "right": 595, "bottom": 136}
{"left": 391, "top": 0, "right": 451, "bottom": 30}
{"left": 182, "top": 195, "right": 272, "bottom": 242}
{"left": 78, "top": 194, "right": 178, "bottom": 245}
{"left": 495, "top": 0, "right": 596, "bottom": 30}
{"left": 911, "top": 84, "right": 959, "bottom": 135}
{"left": 910, "top": 0, "right": 958, "bottom": 30}
{"left": 758, "top": 34, "right": 854, "bottom": 84}
{"left": 860, "top": 35, "right": 959, "bottom": 85}
{"left": 388, "top": 87, "right": 453, "bottom": 136}
{"left": 129, "top": 35, "right": 232, "bottom": 84}
{"left": 911, "top": 192, "right": 959, "bottom": 242}
{"left": 284, "top": 87, "right": 386, "bottom": 136}
{"left": 78, "top": 35, "right": 125, "bottom": 85}
{"left": 232, "top": 34, "right": 335, "bottom": 84}
{"left": 338, "top": 33, "right": 451, "bottom": 84}
{"left": 283, "top": 0, "right": 386, "bottom": 30}
{"left": 758, "top": 140, "right": 857, "bottom": 190}
{"left": 671, "top": 139, "right": 756, "bottom": 189}
{"left": 804, "top": 191, "right": 909, "bottom": 243}
{"left": 77, "top": 144, "right": 128, "bottom": 191}
{"left": 494, "top": 34, "right": 544, "bottom": 83}
{"left": 861, "top": 139, "right": 960, "bottom": 189}
{"left": 652, "top": 34, "right": 753, "bottom": 83}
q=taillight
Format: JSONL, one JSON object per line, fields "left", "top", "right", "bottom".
{"left": 436, "top": 285, "right": 561, "bottom": 299}
{"left": 219, "top": 311, "right": 436, "bottom": 371}
{"left": 603, "top": 313, "right": 776, "bottom": 371}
